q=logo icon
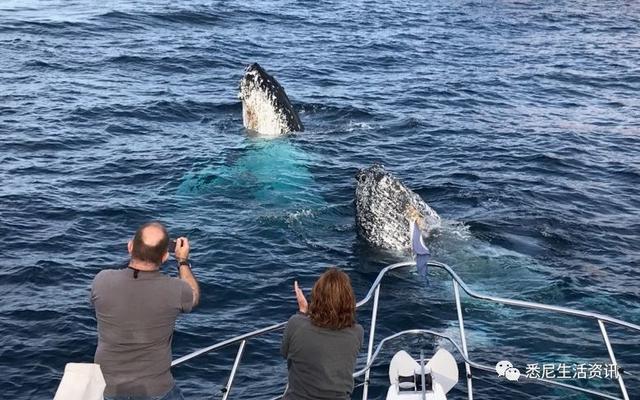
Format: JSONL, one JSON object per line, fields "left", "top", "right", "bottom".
{"left": 496, "top": 360, "right": 512, "bottom": 377}
{"left": 505, "top": 367, "right": 521, "bottom": 381}
{"left": 496, "top": 360, "right": 521, "bottom": 382}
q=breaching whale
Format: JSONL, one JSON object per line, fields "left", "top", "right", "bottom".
{"left": 238, "top": 63, "right": 304, "bottom": 137}
{"left": 355, "top": 164, "right": 441, "bottom": 251}
{"left": 178, "top": 64, "right": 320, "bottom": 210}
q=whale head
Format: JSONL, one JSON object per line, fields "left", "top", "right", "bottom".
{"left": 355, "top": 164, "right": 441, "bottom": 251}
{"left": 238, "top": 63, "right": 304, "bottom": 137}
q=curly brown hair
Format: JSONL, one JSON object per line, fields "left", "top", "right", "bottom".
{"left": 309, "top": 267, "right": 356, "bottom": 330}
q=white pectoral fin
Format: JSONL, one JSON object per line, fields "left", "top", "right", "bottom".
{"left": 410, "top": 221, "right": 430, "bottom": 255}
{"left": 410, "top": 221, "right": 431, "bottom": 280}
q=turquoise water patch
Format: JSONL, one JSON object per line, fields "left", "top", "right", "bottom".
{"left": 178, "top": 137, "right": 325, "bottom": 209}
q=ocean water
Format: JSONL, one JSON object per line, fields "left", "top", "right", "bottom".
{"left": 1, "top": 1, "right": 639, "bottom": 399}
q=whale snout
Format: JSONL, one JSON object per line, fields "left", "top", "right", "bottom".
{"left": 243, "top": 63, "right": 267, "bottom": 81}
{"left": 356, "top": 163, "right": 386, "bottom": 184}
{"left": 245, "top": 62, "right": 262, "bottom": 73}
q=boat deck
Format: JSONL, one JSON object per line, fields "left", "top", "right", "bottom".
{"left": 172, "top": 261, "right": 639, "bottom": 400}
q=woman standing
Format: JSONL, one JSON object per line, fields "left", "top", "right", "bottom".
{"left": 281, "top": 268, "right": 364, "bottom": 400}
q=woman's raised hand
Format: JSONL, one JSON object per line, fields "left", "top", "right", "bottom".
{"left": 294, "top": 281, "right": 308, "bottom": 314}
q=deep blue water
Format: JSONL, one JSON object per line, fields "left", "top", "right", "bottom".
{"left": 1, "top": 1, "right": 639, "bottom": 399}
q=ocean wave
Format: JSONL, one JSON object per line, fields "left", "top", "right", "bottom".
{"left": 69, "top": 100, "right": 237, "bottom": 123}
{"left": 2, "top": 1, "right": 640, "bottom": 398}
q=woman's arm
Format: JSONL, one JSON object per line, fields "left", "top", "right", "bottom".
{"left": 281, "top": 320, "right": 291, "bottom": 358}
{"left": 282, "top": 281, "right": 308, "bottom": 358}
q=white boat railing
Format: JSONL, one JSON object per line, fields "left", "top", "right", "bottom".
{"left": 172, "top": 261, "right": 640, "bottom": 400}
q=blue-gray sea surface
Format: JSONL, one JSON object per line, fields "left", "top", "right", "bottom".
{"left": 1, "top": 1, "right": 639, "bottom": 399}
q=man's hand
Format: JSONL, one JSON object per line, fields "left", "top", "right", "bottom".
{"left": 294, "top": 281, "right": 308, "bottom": 314}
{"left": 174, "top": 236, "right": 199, "bottom": 308}
{"left": 175, "top": 237, "right": 190, "bottom": 262}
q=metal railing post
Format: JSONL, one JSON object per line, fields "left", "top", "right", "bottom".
{"left": 362, "top": 284, "right": 381, "bottom": 400}
{"left": 221, "top": 340, "right": 247, "bottom": 400}
{"left": 598, "top": 320, "right": 629, "bottom": 400}
{"left": 453, "top": 281, "right": 473, "bottom": 400}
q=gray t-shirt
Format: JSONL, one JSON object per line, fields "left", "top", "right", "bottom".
{"left": 281, "top": 313, "right": 364, "bottom": 400}
{"left": 91, "top": 268, "right": 193, "bottom": 397}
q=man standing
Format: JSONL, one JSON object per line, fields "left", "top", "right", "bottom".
{"left": 91, "top": 222, "right": 200, "bottom": 400}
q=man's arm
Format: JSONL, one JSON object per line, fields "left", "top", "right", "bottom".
{"left": 175, "top": 237, "right": 200, "bottom": 308}
{"left": 179, "top": 263, "right": 200, "bottom": 307}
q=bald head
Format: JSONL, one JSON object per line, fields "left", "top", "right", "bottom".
{"left": 140, "top": 223, "right": 166, "bottom": 246}
{"left": 130, "top": 222, "right": 170, "bottom": 266}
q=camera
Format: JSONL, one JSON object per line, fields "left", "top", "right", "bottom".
{"left": 168, "top": 239, "right": 177, "bottom": 253}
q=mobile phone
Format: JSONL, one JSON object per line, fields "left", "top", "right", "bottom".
{"left": 168, "top": 239, "right": 177, "bottom": 253}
